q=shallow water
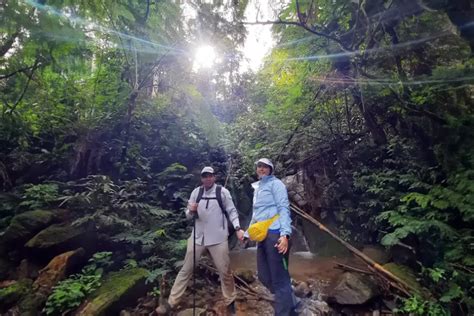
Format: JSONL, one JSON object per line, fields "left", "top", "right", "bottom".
{"left": 230, "top": 248, "right": 368, "bottom": 287}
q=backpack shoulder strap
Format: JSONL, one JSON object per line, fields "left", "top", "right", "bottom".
{"left": 215, "top": 185, "right": 229, "bottom": 219}
{"left": 196, "top": 186, "right": 204, "bottom": 203}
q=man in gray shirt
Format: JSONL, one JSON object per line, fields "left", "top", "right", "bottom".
{"left": 156, "top": 166, "right": 244, "bottom": 314}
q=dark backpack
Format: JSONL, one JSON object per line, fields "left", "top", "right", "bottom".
{"left": 195, "top": 185, "right": 234, "bottom": 235}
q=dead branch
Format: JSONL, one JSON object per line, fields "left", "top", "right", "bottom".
{"left": 335, "top": 262, "right": 373, "bottom": 275}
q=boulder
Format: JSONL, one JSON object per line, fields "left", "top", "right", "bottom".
{"left": 18, "top": 248, "right": 85, "bottom": 316}
{"left": 74, "top": 268, "right": 149, "bottom": 316}
{"left": 24, "top": 223, "right": 95, "bottom": 261}
{"left": 362, "top": 245, "right": 391, "bottom": 265}
{"left": 25, "top": 224, "right": 86, "bottom": 249}
{"left": 0, "top": 279, "right": 33, "bottom": 312}
{"left": 329, "top": 272, "right": 380, "bottom": 305}
{"left": 0, "top": 210, "right": 55, "bottom": 254}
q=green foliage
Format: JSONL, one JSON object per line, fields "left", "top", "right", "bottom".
{"left": 145, "top": 268, "right": 171, "bottom": 285}
{"left": 112, "top": 228, "right": 169, "bottom": 253}
{"left": 59, "top": 175, "right": 171, "bottom": 230}
{"left": 44, "top": 252, "right": 113, "bottom": 315}
{"left": 19, "top": 183, "right": 59, "bottom": 210}
{"left": 344, "top": 136, "right": 473, "bottom": 310}
{"left": 398, "top": 296, "right": 449, "bottom": 316}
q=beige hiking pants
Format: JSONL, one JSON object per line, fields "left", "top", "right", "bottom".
{"left": 168, "top": 237, "right": 236, "bottom": 306}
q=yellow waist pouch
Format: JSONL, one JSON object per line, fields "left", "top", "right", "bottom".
{"left": 247, "top": 214, "right": 279, "bottom": 242}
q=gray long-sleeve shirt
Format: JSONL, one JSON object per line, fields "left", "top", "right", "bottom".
{"left": 186, "top": 184, "right": 240, "bottom": 246}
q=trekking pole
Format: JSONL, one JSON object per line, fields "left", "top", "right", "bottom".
{"left": 193, "top": 211, "right": 197, "bottom": 316}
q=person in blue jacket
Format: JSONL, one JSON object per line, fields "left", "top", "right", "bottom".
{"left": 247, "top": 158, "right": 297, "bottom": 316}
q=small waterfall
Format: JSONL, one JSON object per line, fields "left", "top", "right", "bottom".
{"left": 289, "top": 224, "right": 311, "bottom": 253}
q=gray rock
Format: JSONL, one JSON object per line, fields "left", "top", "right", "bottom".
{"left": 294, "top": 281, "right": 312, "bottom": 298}
{"left": 296, "top": 299, "right": 331, "bottom": 316}
{"left": 330, "top": 272, "right": 380, "bottom": 305}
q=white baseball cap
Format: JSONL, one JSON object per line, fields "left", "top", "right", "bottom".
{"left": 201, "top": 166, "right": 215, "bottom": 174}
{"left": 255, "top": 158, "right": 274, "bottom": 173}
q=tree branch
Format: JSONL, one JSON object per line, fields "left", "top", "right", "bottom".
{"left": 242, "top": 19, "right": 349, "bottom": 51}
{"left": 10, "top": 58, "right": 40, "bottom": 111}
{"left": 0, "top": 63, "right": 42, "bottom": 80}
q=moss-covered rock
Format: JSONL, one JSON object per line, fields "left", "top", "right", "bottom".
{"left": 25, "top": 224, "right": 86, "bottom": 249}
{"left": 0, "top": 279, "right": 32, "bottom": 312}
{"left": 75, "top": 268, "right": 149, "bottom": 316}
{"left": 0, "top": 210, "right": 55, "bottom": 253}
{"left": 383, "top": 262, "right": 424, "bottom": 295}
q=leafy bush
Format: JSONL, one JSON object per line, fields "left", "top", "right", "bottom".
{"left": 398, "top": 295, "right": 449, "bottom": 316}
{"left": 59, "top": 176, "right": 170, "bottom": 230}
{"left": 19, "top": 183, "right": 59, "bottom": 210}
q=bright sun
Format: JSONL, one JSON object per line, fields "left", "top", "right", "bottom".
{"left": 193, "top": 45, "right": 216, "bottom": 71}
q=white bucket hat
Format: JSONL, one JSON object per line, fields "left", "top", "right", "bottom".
{"left": 255, "top": 158, "right": 274, "bottom": 174}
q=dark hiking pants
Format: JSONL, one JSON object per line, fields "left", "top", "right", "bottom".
{"left": 257, "top": 232, "right": 295, "bottom": 316}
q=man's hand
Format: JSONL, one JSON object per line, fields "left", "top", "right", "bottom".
{"left": 188, "top": 202, "right": 198, "bottom": 212}
{"left": 235, "top": 229, "right": 245, "bottom": 241}
{"left": 275, "top": 236, "right": 289, "bottom": 254}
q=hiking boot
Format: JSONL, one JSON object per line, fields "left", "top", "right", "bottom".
{"left": 155, "top": 301, "right": 172, "bottom": 315}
{"left": 227, "top": 301, "right": 236, "bottom": 316}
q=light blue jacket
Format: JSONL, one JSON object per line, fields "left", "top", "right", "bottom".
{"left": 249, "top": 175, "right": 292, "bottom": 237}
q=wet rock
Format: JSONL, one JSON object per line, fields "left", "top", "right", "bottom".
{"left": 330, "top": 272, "right": 380, "bottom": 305}
{"left": 294, "top": 281, "right": 312, "bottom": 298}
{"left": 74, "top": 267, "right": 148, "bottom": 316}
{"left": 234, "top": 268, "right": 255, "bottom": 284}
{"left": 18, "top": 248, "right": 85, "bottom": 316}
{"left": 362, "top": 245, "right": 391, "bottom": 265}
{"left": 297, "top": 299, "right": 331, "bottom": 316}
{"left": 176, "top": 307, "right": 206, "bottom": 316}
{"left": 0, "top": 210, "right": 55, "bottom": 253}
{"left": 0, "top": 279, "right": 32, "bottom": 312}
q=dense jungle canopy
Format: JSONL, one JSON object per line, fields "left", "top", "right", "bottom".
{"left": 1, "top": 0, "right": 473, "bottom": 315}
